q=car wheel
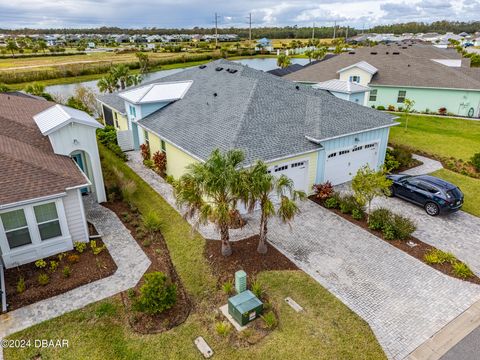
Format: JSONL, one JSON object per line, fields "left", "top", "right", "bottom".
{"left": 388, "top": 186, "right": 395, "bottom": 197}
{"left": 424, "top": 202, "right": 440, "bottom": 216}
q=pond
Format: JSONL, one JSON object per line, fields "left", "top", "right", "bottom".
{"left": 45, "top": 57, "right": 310, "bottom": 98}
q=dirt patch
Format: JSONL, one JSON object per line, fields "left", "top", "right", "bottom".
{"left": 310, "top": 196, "right": 480, "bottom": 285}
{"left": 4, "top": 228, "right": 116, "bottom": 312}
{"left": 103, "top": 200, "right": 191, "bottom": 334}
{"left": 205, "top": 235, "right": 298, "bottom": 286}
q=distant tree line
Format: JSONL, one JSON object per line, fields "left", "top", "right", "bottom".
{"left": 1, "top": 21, "right": 478, "bottom": 38}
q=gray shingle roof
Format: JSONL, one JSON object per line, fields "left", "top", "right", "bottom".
{"left": 285, "top": 44, "right": 480, "bottom": 90}
{"left": 97, "top": 93, "right": 126, "bottom": 114}
{"left": 133, "top": 59, "right": 395, "bottom": 165}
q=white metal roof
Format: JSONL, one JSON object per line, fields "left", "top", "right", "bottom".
{"left": 313, "top": 79, "right": 370, "bottom": 94}
{"left": 118, "top": 80, "right": 193, "bottom": 104}
{"left": 337, "top": 61, "right": 378, "bottom": 75}
{"left": 33, "top": 104, "right": 103, "bottom": 135}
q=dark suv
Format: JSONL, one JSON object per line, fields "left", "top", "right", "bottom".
{"left": 386, "top": 174, "right": 464, "bottom": 216}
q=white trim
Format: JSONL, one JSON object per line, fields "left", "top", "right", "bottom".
{"left": 0, "top": 193, "right": 66, "bottom": 211}
{"left": 369, "top": 84, "right": 480, "bottom": 92}
{"left": 76, "top": 189, "right": 89, "bottom": 243}
{"left": 306, "top": 122, "right": 399, "bottom": 144}
{"left": 96, "top": 99, "right": 127, "bottom": 116}
{"left": 251, "top": 149, "right": 320, "bottom": 168}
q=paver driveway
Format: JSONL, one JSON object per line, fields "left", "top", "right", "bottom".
{"left": 266, "top": 200, "right": 480, "bottom": 360}
{"left": 372, "top": 196, "right": 480, "bottom": 277}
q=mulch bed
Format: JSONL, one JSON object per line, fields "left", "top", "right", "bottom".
{"left": 395, "top": 158, "right": 423, "bottom": 173}
{"left": 4, "top": 227, "right": 117, "bottom": 312}
{"left": 309, "top": 196, "right": 480, "bottom": 285}
{"left": 205, "top": 235, "right": 298, "bottom": 286}
{"left": 103, "top": 200, "right": 191, "bottom": 334}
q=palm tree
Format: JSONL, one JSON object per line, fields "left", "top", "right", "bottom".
{"left": 312, "top": 47, "right": 327, "bottom": 61}
{"left": 277, "top": 53, "right": 292, "bottom": 69}
{"left": 403, "top": 98, "right": 415, "bottom": 130}
{"left": 244, "top": 161, "right": 306, "bottom": 254}
{"left": 110, "top": 64, "right": 132, "bottom": 90}
{"left": 6, "top": 40, "right": 18, "bottom": 57}
{"left": 174, "top": 149, "right": 246, "bottom": 256}
{"left": 97, "top": 73, "right": 118, "bottom": 93}
{"left": 304, "top": 49, "right": 314, "bottom": 63}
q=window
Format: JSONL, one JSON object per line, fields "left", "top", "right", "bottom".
{"left": 129, "top": 105, "right": 136, "bottom": 117}
{"left": 339, "top": 149, "right": 350, "bottom": 156}
{"left": 161, "top": 140, "right": 166, "bottom": 153}
{"left": 352, "top": 146, "right": 363, "bottom": 152}
{"left": 0, "top": 209, "right": 32, "bottom": 248}
{"left": 34, "top": 203, "right": 62, "bottom": 241}
{"left": 369, "top": 89, "right": 377, "bottom": 102}
{"left": 274, "top": 165, "right": 288, "bottom": 172}
{"left": 291, "top": 162, "right": 305, "bottom": 168}
{"left": 397, "top": 90, "right": 406, "bottom": 103}
{"left": 327, "top": 152, "right": 337, "bottom": 158}
{"left": 349, "top": 75, "right": 360, "bottom": 83}
{"left": 365, "top": 143, "right": 376, "bottom": 149}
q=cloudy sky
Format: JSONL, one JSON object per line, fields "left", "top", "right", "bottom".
{"left": 0, "top": 0, "right": 478, "bottom": 29}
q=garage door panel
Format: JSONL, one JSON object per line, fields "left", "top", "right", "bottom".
{"left": 325, "top": 143, "right": 378, "bottom": 185}
{"left": 269, "top": 160, "right": 309, "bottom": 193}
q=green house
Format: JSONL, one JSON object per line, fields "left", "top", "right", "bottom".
{"left": 228, "top": 290, "right": 263, "bottom": 326}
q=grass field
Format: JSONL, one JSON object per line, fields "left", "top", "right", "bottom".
{"left": 389, "top": 113, "right": 480, "bottom": 161}
{"left": 431, "top": 169, "right": 480, "bottom": 217}
{"left": 4, "top": 145, "right": 385, "bottom": 360}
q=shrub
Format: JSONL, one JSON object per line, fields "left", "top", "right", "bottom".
{"left": 215, "top": 321, "right": 232, "bottom": 336}
{"left": 438, "top": 107, "right": 447, "bottom": 115}
{"left": 251, "top": 279, "right": 263, "bottom": 299}
{"left": 165, "top": 175, "right": 176, "bottom": 185}
{"left": 62, "top": 266, "right": 72, "bottom": 278}
{"left": 338, "top": 195, "right": 362, "bottom": 215}
{"left": 142, "top": 239, "right": 152, "bottom": 247}
{"left": 352, "top": 208, "right": 364, "bottom": 220}
{"left": 49, "top": 260, "right": 59, "bottom": 272}
{"left": 74, "top": 241, "right": 87, "bottom": 253}
{"left": 35, "top": 259, "right": 46, "bottom": 269}
{"left": 96, "top": 125, "right": 117, "bottom": 146}
{"left": 133, "top": 272, "right": 177, "bottom": 314}
{"left": 452, "top": 262, "right": 474, "bottom": 279}
{"left": 90, "top": 240, "right": 106, "bottom": 255}
{"left": 17, "top": 276, "right": 26, "bottom": 294}
{"left": 152, "top": 151, "right": 167, "bottom": 176}
{"left": 127, "top": 288, "right": 136, "bottom": 299}
{"left": 222, "top": 280, "right": 234, "bottom": 295}
{"left": 471, "top": 153, "right": 480, "bottom": 172}
{"left": 67, "top": 254, "right": 80, "bottom": 264}
{"left": 387, "top": 105, "right": 395, "bottom": 111}
{"left": 324, "top": 196, "right": 339, "bottom": 209}
{"left": 140, "top": 143, "right": 150, "bottom": 161}
{"left": 424, "top": 249, "right": 457, "bottom": 265}
{"left": 388, "top": 214, "right": 416, "bottom": 240}
{"left": 38, "top": 273, "right": 50, "bottom": 286}
{"left": 376, "top": 105, "right": 386, "bottom": 110}
{"left": 143, "top": 159, "right": 155, "bottom": 169}
{"left": 368, "top": 208, "right": 392, "bottom": 231}
{"left": 312, "top": 181, "right": 334, "bottom": 200}
{"left": 120, "top": 179, "right": 137, "bottom": 203}
{"left": 384, "top": 149, "right": 400, "bottom": 172}
{"left": 95, "top": 302, "right": 117, "bottom": 317}
{"left": 261, "top": 311, "right": 278, "bottom": 329}
{"left": 391, "top": 147, "right": 414, "bottom": 169}
{"left": 142, "top": 211, "right": 162, "bottom": 234}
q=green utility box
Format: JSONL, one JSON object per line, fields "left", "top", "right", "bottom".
{"left": 228, "top": 290, "right": 263, "bottom": 326}
{"left": 235, "top": 270, "right": 247, "bottom": 294}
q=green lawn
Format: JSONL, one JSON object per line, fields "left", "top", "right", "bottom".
{"left": 389, "top": 114, "right": 480, "bottom": 161}
{"left": 4, "top": 146, "right": 385, "bottom": 360}
{"left": 431, "top": 169, "right": 480, "bottom": 217}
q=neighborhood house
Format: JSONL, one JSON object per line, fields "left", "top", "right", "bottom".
{"left": 98, "top": 59, "right": 397, "bottom": 193}
{"left": 0, "top": 93, "right": 105, "bottom": 269}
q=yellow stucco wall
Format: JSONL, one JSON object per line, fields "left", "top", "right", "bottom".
{"left": 114, "top": 112, "right": 129, "bottom": 131}
{"left": 147, "top": 131, "right": 199, "bottom": 179}
{"left": 266, "top": 151, "right": 318, "bottom": 194}
{"left": 338, "top": 67, "right": 373, "bottom": 87}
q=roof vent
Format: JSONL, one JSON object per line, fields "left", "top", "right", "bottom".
{"left": 295, "top": 85, "right": 300, "bottom": 90}
{"left": 230, "top": 69, "right": 238, "bottom": 74}
{"left": 348, "top": 51, "right": 355, "bottom": 54}
{"left": 199, "top": 65, "right": 207, "bottom": 69}
{"left": 392, "top": 51, "right": 400, "bottom": 55}
{"left": 386, "top": 51, "right": 389, "bottom": 54}
{"left": 370, "top": 51, "right": 377, "bottom": 55}
{"left": 402, "top": 46, "right": 407, "bottom": 49}
{"left": 215, "top": 67, "right": 223, "bottom": 72}
{"left": 407, "top": 64, "right": 411, "bottom": 67}
{"left": 213, "top": 92, "right": 218, "bottom": 97}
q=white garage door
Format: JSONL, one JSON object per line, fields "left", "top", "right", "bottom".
{"left": 268, "top": 160, "right": 309, "bottom": 193}
{"left": 324, "top": 142, "right": 378, "bottom": 185}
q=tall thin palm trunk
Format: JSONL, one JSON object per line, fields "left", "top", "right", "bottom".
{"left": 257, "top": 212, "right": 268, "bottom": 254}
{"left": 220, "top": 222, "right": 232, "bottom": 256}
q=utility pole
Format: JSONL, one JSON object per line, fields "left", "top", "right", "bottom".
{"left": 214, "top": 12, "right": 218, "bottom": 48}
{"left": 312, "top": 22, "right": 315, "bottom": 39}
{"left": 346, "top": 26, "right": 348, "bottom": 42}
{"left": 249, "top": 13, "right": 252, "bottom": 42}
{"left": 333, "top": 21, "right": 336, "bottom": 40}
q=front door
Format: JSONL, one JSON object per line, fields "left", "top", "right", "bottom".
{"left": 71, "top": 153, "right": 88, "bottom": 194}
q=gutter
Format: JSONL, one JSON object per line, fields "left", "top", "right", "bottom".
{"left": 0, "top": 264, "right": 6, "bottom": 312}
{"left": 0, "top": 193, "right": 66, "bottom": 211}
{"left": 306, "top": 122, "right": 399, "bottom": 144}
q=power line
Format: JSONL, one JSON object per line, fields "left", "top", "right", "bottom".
{"left": 249, "top": 13, "right": 252, "bottom": 42}
{"left": 214, "top": 12, "right": 218, "bottom": 48}
{"left": 312, "top": 22, "right": 315, "bottom": 39}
